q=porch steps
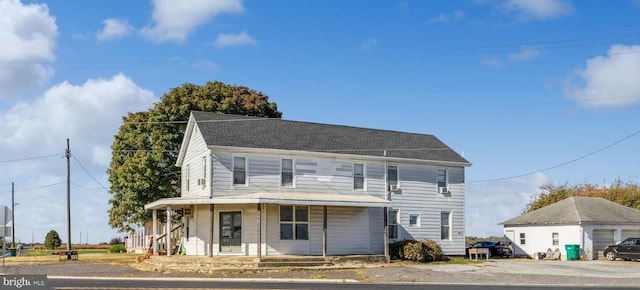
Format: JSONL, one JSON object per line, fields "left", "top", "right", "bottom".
{"left": 258, "top": 256, "right": 333, "bottom": 268}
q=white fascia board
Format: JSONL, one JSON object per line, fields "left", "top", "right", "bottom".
{"left": 176, "top": 114, "right": 197, "bottom": 167}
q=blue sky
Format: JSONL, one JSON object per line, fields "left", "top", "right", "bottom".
{"left": 1, "top": 0, "right": 639, "bottom": 244}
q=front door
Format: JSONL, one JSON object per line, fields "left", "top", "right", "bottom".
{"left": 220, "top": 211, "right": 242, "bottom": 253}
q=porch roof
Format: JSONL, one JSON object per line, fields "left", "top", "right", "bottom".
{"left": 144, "top": 192, "right": 390, "bottom": 210}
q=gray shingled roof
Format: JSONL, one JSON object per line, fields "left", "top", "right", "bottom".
{"left": 191, "top": 111, "right": 470, "bottom": 164}
{"left": 501, "top": 197, "right": 640, "bottom": 226}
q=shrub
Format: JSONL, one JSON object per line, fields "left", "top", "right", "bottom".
{"left": 389, "top": 239, "right": 444, "bottom": 262}
{"left": 108, "top": 244, "right": 126, "bottom": 253}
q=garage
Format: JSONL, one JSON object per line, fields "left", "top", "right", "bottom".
{"left": 592, "top": 229, "right": 614, "bottom": 260}
{"left": 621, "top": 230, "right": 640, "bottom": 240}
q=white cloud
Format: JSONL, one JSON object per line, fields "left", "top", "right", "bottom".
{"left": 0, "top": 73, "right": 157, "bottom": 243}
{"left": 361, "top": 38, "right": 378, "bottom": 53}
{"left": 141, "top": 0, "right": 244, "bottom": 43}
{"left": 96, "top": 18, "right": 132, "bottom": 41}
{"left": 481, "top": 56, "right": 503, "bottom": 68}
{"left": 563, "top": 44, "right": 640, "bottom": 108}
{"left": 508, "top": 46, "right": 541, "bottom": 62}
{"left": 501, "top": 0, "right": 574, "bottom": 21}
{"left": 428, "top": 10, "right": 465, "bottom": 23}
{"left": 0, "top": 0, "right": 57, "bottom": 97}
{"left": 466, "top": 172, "right": 550, "bottom": 237}
{"left": 214, "top": 31, "right": 257, "bottom": 48}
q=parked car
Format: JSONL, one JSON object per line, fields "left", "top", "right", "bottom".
{"left": 604, "top": 237, "right": 640, "bottom": 261}
{"left": 465, "top": 241, "right": 512, "bottom": 258}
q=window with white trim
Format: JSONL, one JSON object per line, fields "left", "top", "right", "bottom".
{"left": 520, "top": 233, "right": 526, "bottom": 245}
{"left": 281, "top": 158, "right": 293, "bottom": 187}
{"left": 437, "top": 169, "right": 448, "bottom": 193}
{"left": 440, "top": 211, "right": 451, "bottom": 240}
{"left": 552, "top": 232, "right": 559, "bottom": 246}
{"left": 201, "top": 156, "right": 207, "bottom": 188}
{"left": 409, "top": 214, "right": 420, "bottom": 227}
{"left": 353, "top": 163, "right": 364, "bottom": 190}
{"left": 388, "top": 209, "right": 398, "bottom": 239}
{"left": 387, "top": 165, "right": 398, "bottom": 190}
{"left": 279, "top": 205, "right": 308, "bottom": 240}
{"left": 186, "top": 165, "right": 190, "bottom": 192}
{"left": 233, "top": 156, "right": 246, "bottom": 185}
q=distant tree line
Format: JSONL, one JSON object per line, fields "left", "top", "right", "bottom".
{"left": 524, "top": 179, "right": 640, "bottom": 213}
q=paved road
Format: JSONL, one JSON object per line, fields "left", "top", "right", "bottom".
{"left": 2, "top": 259, "right": 639, "bottom": 288}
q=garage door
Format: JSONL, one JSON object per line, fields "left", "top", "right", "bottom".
{"left": 592, "top": 229, "right": 614, "bottom": 260}
{"left": 622, "top": 230, "right": 640, "bottom": 240}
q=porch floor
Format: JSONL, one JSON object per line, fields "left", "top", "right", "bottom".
{"left": 138, "top": 255, "right": 388, "bottom": 273}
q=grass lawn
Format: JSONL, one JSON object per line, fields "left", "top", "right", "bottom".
{"left": 5, "top": 250, "right": 141, "bottom": 265}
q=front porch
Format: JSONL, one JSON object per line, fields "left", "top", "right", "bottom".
{"left": 143, "top": 193, "right": 392, "bottom": 260}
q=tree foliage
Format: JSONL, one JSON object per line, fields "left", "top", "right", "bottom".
{"left": 524, "top": 179, "right": 640, "bottom": 213}
{"left": 44, "top": 230, "right": 62, "bottom": 250}
{"left": 108, "top": 81, "right": 282, "bottom": 232}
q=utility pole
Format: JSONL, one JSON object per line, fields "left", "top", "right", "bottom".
{"left": 11, "top": 182, "right": 15, "bottom": 248}
{"left": 65, "top": 138, "right": 72, "bottom": 258}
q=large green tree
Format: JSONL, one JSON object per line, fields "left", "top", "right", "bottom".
{"left": 524, "top": 179, "right": 640, "bottom": 213}
{"left": 108, "top": 81, "right": 281, "bottom": 232}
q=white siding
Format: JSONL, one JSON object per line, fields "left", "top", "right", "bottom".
{"left": 504, "top": 225, "right": 582, "bottom": 259}
{"left": 181, "top": 125, "right": 210, "bottom": 198}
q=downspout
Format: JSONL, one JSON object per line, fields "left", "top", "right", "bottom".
{"left": 209, "top": 153, "right": 214, "bottom": 198}
{"left": 209, "top": 153, "right": 214, "bottom": 257}
{"left": 383, "top": 152, "right": 390, "bottom": 262}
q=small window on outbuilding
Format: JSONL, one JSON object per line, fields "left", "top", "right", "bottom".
{"left": 519, "top": 233, "right": 526, "bottom": 245}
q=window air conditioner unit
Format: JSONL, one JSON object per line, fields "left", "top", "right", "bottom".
{"left": 439, "top": 186, "right": 449, "bottom": 194}
{"left": 197, "top": 178, "right": 206, "bottom": 187}
{"left": 389, "top": 184, "right": 399, "bottom": 192}
{"left": 182, "top": 207, "right": 193, "bottom": 217}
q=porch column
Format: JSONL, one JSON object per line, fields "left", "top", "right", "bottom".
{"left": 166, "top": 206, "right": 172, "bottom": 256}
{"left": 383, "top": 207, "right": 389, "bottom": 262}
{"left": 257, "top": 203, "right": 262, "bottom": 259}
{"left": 152, "top": 209, "right": 158, "bottom": 255}
{"left": 323, "top": 206, "right": 327, "bottom": 258}
{"left": 209, "top": 204, "right": 214, "bottom": 257}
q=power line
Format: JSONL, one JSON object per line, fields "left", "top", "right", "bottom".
{"left": 72, "top": 155, "right": 109, "bottom": 192}
{"left": 470, "top": 130, "right": 640, "bottom": 183}
{"left": 0, "top": 154, "right": 61, "bottom": 163}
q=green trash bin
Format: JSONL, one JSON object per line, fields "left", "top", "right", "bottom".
{"left": 8, "top": 248, "right": 16, "bottom": 257}
{"left": 565, "top": 244, "right": 580, "bottom": 260}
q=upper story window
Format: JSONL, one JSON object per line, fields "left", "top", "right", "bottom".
{"left": 437, "top": 169, "right": 448, "bottom": 193}
{"left": 353, "top": 163, "right": 364, "bottom": 190}
{"left": 387, "top": 165, "right": 398, "bottom": 190}
{"left": 281, "top": 158, "right": 294, "bottom": 187}
{"left": 233, "top": 156, "right": 246, "bottom": 185}
{"left": 201, "top": 156, "right": 207, "bottom": 188}
{"left": 186, "top": 165, "right": 190, "bottom": 192}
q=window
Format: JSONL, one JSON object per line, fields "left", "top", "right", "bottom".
{"left": 437, "top": 169, "right": 448, "bottom": 192}
{"left": 281, "top": 159, "right": 293, "bottom": 187}
{"left": 552, "top": 233, "right": 559, "bottom": 246}
{"left": 387, "top": 165, "right": 398, "bottom": 190}
{"left": 201, "top": 156, "right": 207, "bottom": 188}
{"left": 440, "top": 212, "right": 450, "bottom": 240}
{"left": 279, "top": 205, "right": 308, "bottom": 240}
{"left": 353, "top": 163, "right": 364, "bottom": 190}
{"left": 233, "top": 157, "right": 246, "bottom": 185}
{"left": 186, "top": 165, "right": 190, "bottom": 192}
{"left": 519, "top": 233, "right": 526, "bottom": 245}
{"left": 388, "top": 210, "right": 398, "bottom": 239}
{"left": 409, "top": 214, "right": 420, "bottom": 227}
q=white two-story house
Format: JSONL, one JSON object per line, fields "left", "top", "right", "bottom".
{"left": 144, "top": 111, "right": 471, "bottom": 259}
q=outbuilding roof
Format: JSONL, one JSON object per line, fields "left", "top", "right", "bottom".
{"left": 501, "top": 196, "right": 640, "bottom": 226}
{"left": 190, "top": 111, "right": 470, "bottom": 165}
